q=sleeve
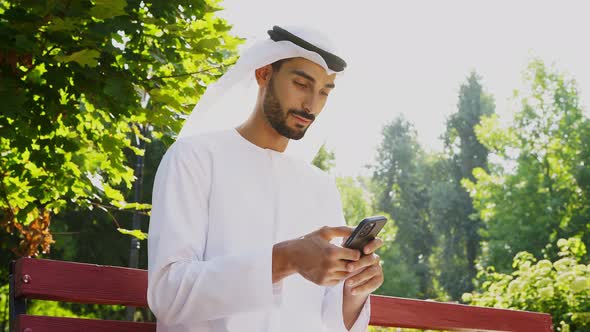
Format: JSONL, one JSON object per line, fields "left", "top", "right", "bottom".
{"left": 323, "top": 283, "right": 371, "bottom": 332}
{"left": 321, "top": 176, "right": 371, "bottom": 331}
{"left": 147, "top": 140, "right": 276, "bottom": 326}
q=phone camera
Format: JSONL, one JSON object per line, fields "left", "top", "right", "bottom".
{"left": 359, "top": 222, "right": 375, "bottom": 237}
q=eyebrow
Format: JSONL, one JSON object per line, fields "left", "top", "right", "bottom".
{"left": 291, "top": 69, "right": 336, "bottom": 89}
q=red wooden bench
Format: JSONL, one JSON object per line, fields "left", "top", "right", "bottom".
{"left": 9, "top": 258, "right": 554, "bottom": 331}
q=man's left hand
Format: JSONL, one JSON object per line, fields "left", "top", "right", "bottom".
{"left": 343, "top": 238, "right": 384, "bottom": 296}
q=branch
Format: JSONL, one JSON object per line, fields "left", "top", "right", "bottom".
{"left": 143, "top": 61, "right": 236, "bottom": 81}
{"left": 42, "top": 45, "right": 59, "bottom": 57}
{"left": 90, "top": 202, "right": 121, "bottom": 228}
{"left": 89, "top": 201, "right": 150, "bottom": 216}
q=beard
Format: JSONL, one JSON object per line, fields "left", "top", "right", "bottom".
{"left": 262, "top": 78, "right": 315, "bottom": 140}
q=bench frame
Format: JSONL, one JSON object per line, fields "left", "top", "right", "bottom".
{"left": 9, "top": 258, "right": 554, "bottom": 331}
{"left": 8, "top": 261, "right": 25, "bottom": 332}
{"left": 9, "top": 258, "right": 156, "bottom": 332}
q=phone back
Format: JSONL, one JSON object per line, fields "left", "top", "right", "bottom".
{"left": 345, "top": 216, "right": 387, "bottom": 253}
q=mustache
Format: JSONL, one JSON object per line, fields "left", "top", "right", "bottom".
{"left": 288, "top": 109, "right": 315, "bottom": 121}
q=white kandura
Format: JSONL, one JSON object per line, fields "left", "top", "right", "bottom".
{"left": 147, "top": 129, "right": 370, "bottom": 331}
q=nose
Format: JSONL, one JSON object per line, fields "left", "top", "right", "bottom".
{"left": 302, "top": 94, "right": 318, "bottom": 114}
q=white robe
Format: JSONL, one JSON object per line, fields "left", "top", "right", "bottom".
{"left": 147, "top": 128, "right": 371, "bottom": 331}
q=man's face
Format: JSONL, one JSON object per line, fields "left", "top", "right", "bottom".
{"left": 262, "top": 57, "right": 336, "bottom": 140}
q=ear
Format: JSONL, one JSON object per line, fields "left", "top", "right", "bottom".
{"left": 255, "top": 64, "right": 273, "bottom": 87}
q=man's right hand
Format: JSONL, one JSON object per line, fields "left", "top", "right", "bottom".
{"left": 272, "top": 226, "right": 361, "bottom": 286}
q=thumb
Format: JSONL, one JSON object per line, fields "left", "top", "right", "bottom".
{"left": 319, "top": 226, "right": 354, "bottom": 241}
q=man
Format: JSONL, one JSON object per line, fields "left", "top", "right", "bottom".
{"left": 148, "top": 26, "right": 384, "bottom": 331}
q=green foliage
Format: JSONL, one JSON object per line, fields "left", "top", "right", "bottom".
{"left": 464, "top": 238, "right": 590, "bottom": 332}
{"left": 371, "top": 116, "right": 437, "bottom": 298}
{"left": 117, "top": 227, "right": 147, "bottom": 240}
{"left": 0, "top": 138, "right": 168, "bottom": 326}
{"left": 336, "top": 176, "right": 396, "bottom": 244}
{"left": 0, "top": 0, "right": 241, "bottom": 256}
{"left": 336, "top": 175, "right": 419, "bottom": 299}
{"left": 465, "top": 60, "right": 590, "bottom": 271}
{"left": 28, "top": 300, "right": 98, "bottom": 319}
{"left": 312, "top": 144, "right": 336, "bottom": 172}
{"left": 0, "top": 284, "right": 6, "bottom": 332}
{"left": 336, "top": 176, "right": 372, "bottom": 226}
{"left": 429, "top": 71, "right": 495, "bottom": 300}
{"left": 311, "top": 143, "right": 407, "bottom": 299}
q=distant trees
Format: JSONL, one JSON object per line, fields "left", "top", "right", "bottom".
{"left": 354, "top": 61, "right": 590, "bottom": 306}
{"left": 431, "top": 72, "right": 495, "bottom": 299}
{"left": 465, "top": 61, "right": 590, "bottom": 271}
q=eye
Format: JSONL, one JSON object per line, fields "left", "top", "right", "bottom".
{"left": 320, "top": 91, "right": 329, "bottom": 97}
{"left": 294, "top": 81, "right": 308, "bottom": 89}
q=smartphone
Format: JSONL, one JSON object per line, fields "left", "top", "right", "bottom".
{"left": 343, "top": 216, "right": 387, "bottom": 254}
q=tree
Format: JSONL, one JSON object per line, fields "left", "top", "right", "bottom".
{"left": 371, "top": 116, "right": 436, "bottom": 298}
{"left": 465, "top": 60, "right": 590, "bottom": 271}
{"left": 0, "top": 0, "right": 241, "bottom": 257}
{"left": 430, "top": 71, "right": 495, "bottom": 299}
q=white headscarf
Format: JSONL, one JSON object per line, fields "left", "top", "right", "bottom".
{"left": 178, "top": 25, "right": 347, "bottom": 162}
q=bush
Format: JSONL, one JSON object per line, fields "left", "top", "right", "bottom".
{"left": 463, "top": 238, "right": 590, "bottom": 332}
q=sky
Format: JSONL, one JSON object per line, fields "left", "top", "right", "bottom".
{"left": 218, "top": 0, "right": 590, "bottom": 176}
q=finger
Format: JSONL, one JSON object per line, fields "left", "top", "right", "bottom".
{"left": 319, "top": 226, "right": 354, "bottom": 241}
{"left": 346, "top": 254, "right": 380, "bottom": 272}
{"left": 351, "top": 272, "right": 384, "bottom": 295}
{"left": 325, "top": 268, "right": 366, "bottom": 287}
{"left": 345, "top": 268, "right": 364, "bottom": 279}
{"left": 345, "top": 264, "right": 380, "bottom": 288}
{"left": 329, "top": 271, "right": 350, "bottom": 280}
{"left": 322, "top": 271, "right": 351, "bottom": 286}
{"left": 327, "top": 259, "right": 350, "bottom": 272}
{"left": 362, "top": 238, "right": 384, "bottom": 255}
{"left": 329, "top": 245, "right": 361, "bottom": 261}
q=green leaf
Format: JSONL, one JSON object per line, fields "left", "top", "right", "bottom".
{"left": 24, "top": 162, "right": 47, "bottom": 177}
{"left": 55, "top": 49, "right": 101, "bottom": 67}
{"left": 90, "top": 0, "right": 127, "bottom": 20}
{"left": 15, "top": 34, "right": 37, "bottom": 51}
{"left": 194, "top": 38, "right": 220, "bottom": 51}
{"left": 117, "top": 228, "right": 148, "bottom": 240}
{"left": 45, "top": 18, "right": 79, "bottom": 32}
{"left": 119, "top": 202, "right": 151, "bottom": 211}
{"left": 103, "top": 183, "right": 125, "bottom": 202}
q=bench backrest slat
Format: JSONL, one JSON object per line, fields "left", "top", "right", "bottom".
{"left": 12, "top": 258, "right": 554, "bottom": 331}
{"left": 14, "top": 258, "right": 148, "bottom": 307}
{"left": 370, "top": 295, "right": 553, "bottom": 332}
{"left": 17, "top": 315, "right": 156, "bottom": 332}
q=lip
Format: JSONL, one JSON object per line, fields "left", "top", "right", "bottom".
{"left": 291, "top": 114, "right": 312, "bottom": 124}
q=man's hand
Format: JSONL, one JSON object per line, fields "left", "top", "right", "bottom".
{"left": 343, "top": 238, "right": 384, "bottom": 296}
{"left": 272, "top": 226, "right": 361, "bottom": 286}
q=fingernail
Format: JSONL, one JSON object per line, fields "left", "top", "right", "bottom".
{"left": 347, "top": 264, "right": 354, "bottom": 272}
{"left": 351, "top": 290, "right": 357, "bottom": 295}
